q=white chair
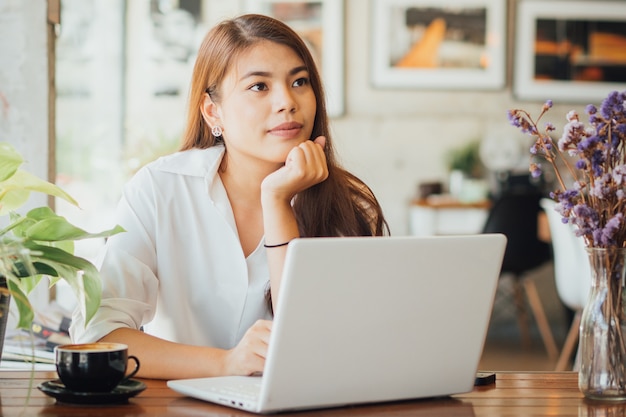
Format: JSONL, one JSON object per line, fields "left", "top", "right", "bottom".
{"left": 540, "top": 198, "right": 590, "bottom": 371}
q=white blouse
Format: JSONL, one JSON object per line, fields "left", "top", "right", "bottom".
{"left": 70, "top": 146, "right": 272, "bottom": 349}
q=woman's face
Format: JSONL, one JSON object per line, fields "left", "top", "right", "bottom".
{"left": 208, "top": 40, "right": 317, "bottom": 169}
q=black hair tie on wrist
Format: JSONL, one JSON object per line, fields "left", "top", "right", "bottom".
{"left": 264, "top": 240, "right": 292, "bottom": 248}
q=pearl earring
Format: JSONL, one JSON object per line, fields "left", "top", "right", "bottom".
{"left": 211, "top": 126, "right": 223, "bottom": 138}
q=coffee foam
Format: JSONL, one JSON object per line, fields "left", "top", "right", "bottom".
{"left": 56, "top": 342, "right": 128, "bottom": 353}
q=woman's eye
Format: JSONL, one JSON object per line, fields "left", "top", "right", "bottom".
{"left": 250, "top": 82, "right": 268, "bottom": 92}
{"left": 293, "top": 77, "right": 309, "bottom": 88}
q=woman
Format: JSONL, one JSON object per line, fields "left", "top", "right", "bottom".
{"left": 70, "top": 14, "right": 388, "bottom": 380}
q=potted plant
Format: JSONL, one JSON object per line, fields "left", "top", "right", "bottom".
{"left": 0, "top": 142, "right": 123, "bottom": 356}
{"left": 445, "top": 141, "right": 484, "bottom": 178}
{"left": 445, "top": 141, "right": 487, "bottom": 201}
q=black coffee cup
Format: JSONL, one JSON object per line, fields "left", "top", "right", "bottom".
{"left": 55, "top": 342, "right": 140, "bottom": 393}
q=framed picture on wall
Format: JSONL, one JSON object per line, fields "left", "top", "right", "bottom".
{"left": 244, "top": 0, "right": 345, "bottom": 117}
{"left": 370, "top": 0, "right": 506, "bottom": 90}
{"left": 514, "top": 0, "right": 626, "bottom": 103}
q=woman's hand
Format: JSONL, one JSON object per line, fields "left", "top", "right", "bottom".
{"left": 261, "top": 136, "right": 328, "bottom": 202}
{"left": 261, "top": 136, "right": 327, "bottom": 312}
{"left": 222, "top": 319, "right": 273, "bottom": 376}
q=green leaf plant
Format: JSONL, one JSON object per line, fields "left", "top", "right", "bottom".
{"left": 0, "top": 142, "right": 124, "bottom": 329}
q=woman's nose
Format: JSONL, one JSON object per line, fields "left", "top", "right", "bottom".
{"left": 274, "top": 85, "right": 297, "bottom": 113}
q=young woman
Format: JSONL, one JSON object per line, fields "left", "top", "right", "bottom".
{"left": 70, "top": 14, "right": 388, "bottom": 380}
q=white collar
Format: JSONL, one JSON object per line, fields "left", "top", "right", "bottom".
{"left": 151, "top": 146, "right": 225, "bottom": 187}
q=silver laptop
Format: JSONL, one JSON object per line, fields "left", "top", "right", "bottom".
{"left": 167, "top": 234, "right": 506, "bottom": 413}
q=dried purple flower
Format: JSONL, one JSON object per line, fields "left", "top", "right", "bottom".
{"left": 543, "top": 100, "right": 553, "bottom": 112}
{"left": 572, "top": 204, "right": 599, "bottom": 238}
{"left": 559, "top": 117, "right": 587, "bottom": 153}
{"left": 507, "top": 110, "right": 534, "bottom": 135}
{"left": 590, "top": 149, "right": 605, "bottom": 177}
{"left": 600, "top": 91, "right": 624, "bottom": 120}
{"left": 589, "top": 174, "right": 611, "bottom": 199}
{"left": 507, "top": 110, "right": 520, "bottom": 127}
{"left": 508, "top": 90, "right": 626, "bottom": 248}
{"left": 600, "top": 213, "right": 623, "bottom": 246}
{"left": 586, "top": 104, "right": 597, "bottom": 115}
{"left": 530, "top": 163, "right": 542, "bottom": 178}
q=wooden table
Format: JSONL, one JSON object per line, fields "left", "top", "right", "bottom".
{"left": 0, "top": 371, "right": 615, "bottom": 416}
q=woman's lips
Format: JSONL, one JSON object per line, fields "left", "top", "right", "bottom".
{"left": 269, "top": 122, "right": 303, "bottom": 138}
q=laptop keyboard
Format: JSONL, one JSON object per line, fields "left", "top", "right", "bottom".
{"left": 210, "top": 380, "right": 261, "bottom": 401}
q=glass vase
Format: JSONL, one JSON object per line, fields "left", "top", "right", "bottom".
{"left": 579, "top": 247, "right": 626, "bottom": 401}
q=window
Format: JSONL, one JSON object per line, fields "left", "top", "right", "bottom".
{"left": 56, "top": 0, "right": 213, "bottom": 261}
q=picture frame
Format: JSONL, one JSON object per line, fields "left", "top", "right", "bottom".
{"left": 243, "top": 0, "right": 345, "bottom": 117}
{"left": 514, "top": 0, "right": 626, "bottom": 103}
{"left": 370, "top": 0, "right": 506, "bottom": 90}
